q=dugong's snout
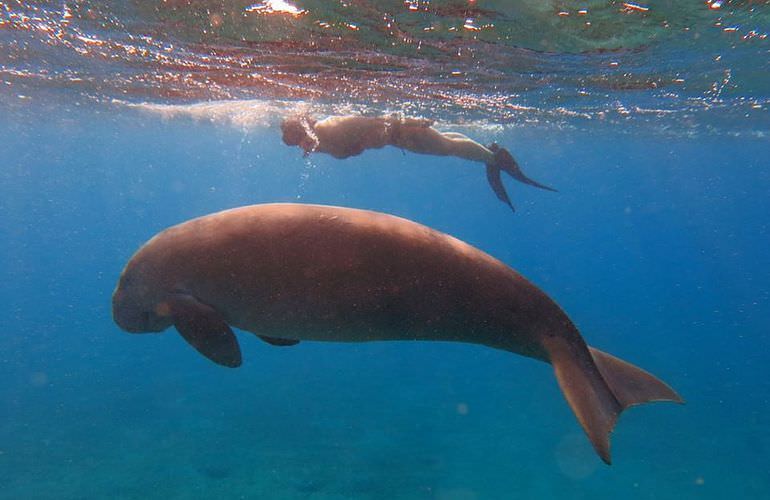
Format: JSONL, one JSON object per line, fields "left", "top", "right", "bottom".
{"left": 112, "top": 287, "right": 170, "bottom": 334}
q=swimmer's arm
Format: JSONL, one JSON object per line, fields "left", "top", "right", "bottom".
{"left": 312, "top": 116, "right": 389, "bottom": 158}
{"left": 315, "top": 115, "right": 431, "bottom": 134}
{"left": 397, "top": 116, "right": 434, "bottom": 128}
{"left": 383, "top": 113, "right": 434, "bottom": 129}
{"left": 315, "top": 115, "right": 386, "bottom": 131}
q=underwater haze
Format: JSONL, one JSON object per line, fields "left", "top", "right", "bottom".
{"left": 1, "top": 1, "right": 770, "bottom": 499}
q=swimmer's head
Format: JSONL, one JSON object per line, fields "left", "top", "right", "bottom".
{"left": 281, "top": 116, "right": 319, "bottom": 153}
{"left": 281, "top": 118, "right": 308, "bottom": 146}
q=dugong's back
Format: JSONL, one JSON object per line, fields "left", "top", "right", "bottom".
{"left": 130, "top": 203, "right": 545, "bottom": 346}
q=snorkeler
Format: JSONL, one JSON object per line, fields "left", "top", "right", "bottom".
{"left": 280, "top": 114, "right": 556, "bottom": 211}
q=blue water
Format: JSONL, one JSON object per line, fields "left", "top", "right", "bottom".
{"left": 1, "top": 102, "right": 768, "bottom": 498}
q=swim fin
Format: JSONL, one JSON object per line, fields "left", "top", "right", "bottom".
{"left": 486, "top": 163, "right": 516, "bottom": 212}
{"left": 488, "top": 143, "right": 558, "bottom": 192}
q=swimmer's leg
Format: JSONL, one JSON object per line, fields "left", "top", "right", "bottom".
{"left": 392, "top": 127, "right": 490, "bottom": 162}
{"left": 488, "top": 144, "right": 558, "bottom": 192}
{"left": 442, "top": 132, "right": 471, "bottom": 139}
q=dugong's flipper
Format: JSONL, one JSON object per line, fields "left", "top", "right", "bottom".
{"left": 259, "top": 336, "right": 300, "bottom": 346}
{"left": 162, "top": 293, "right": 242, "bottom": 367}
{"left": 543, "top": 336, "right": 683, "bottom": 464}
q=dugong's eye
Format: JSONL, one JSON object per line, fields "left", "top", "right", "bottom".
{"left": 120, "top": 273, "right": 135, "bottom": 287}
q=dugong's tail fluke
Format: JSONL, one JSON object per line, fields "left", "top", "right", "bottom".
{"left": 545, "top": 338, "right": 683, "bottom": 464}
{"left": 588, "top": 347, "right": 684, "bottom": 410}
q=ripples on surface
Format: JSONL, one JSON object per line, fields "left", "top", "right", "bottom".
{"left": 1, "top": 1, "right": 768, "bottom": 132}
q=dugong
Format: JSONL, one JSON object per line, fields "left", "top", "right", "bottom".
{"left": 112, "top": 203, "right": 682, "bottom": 463}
